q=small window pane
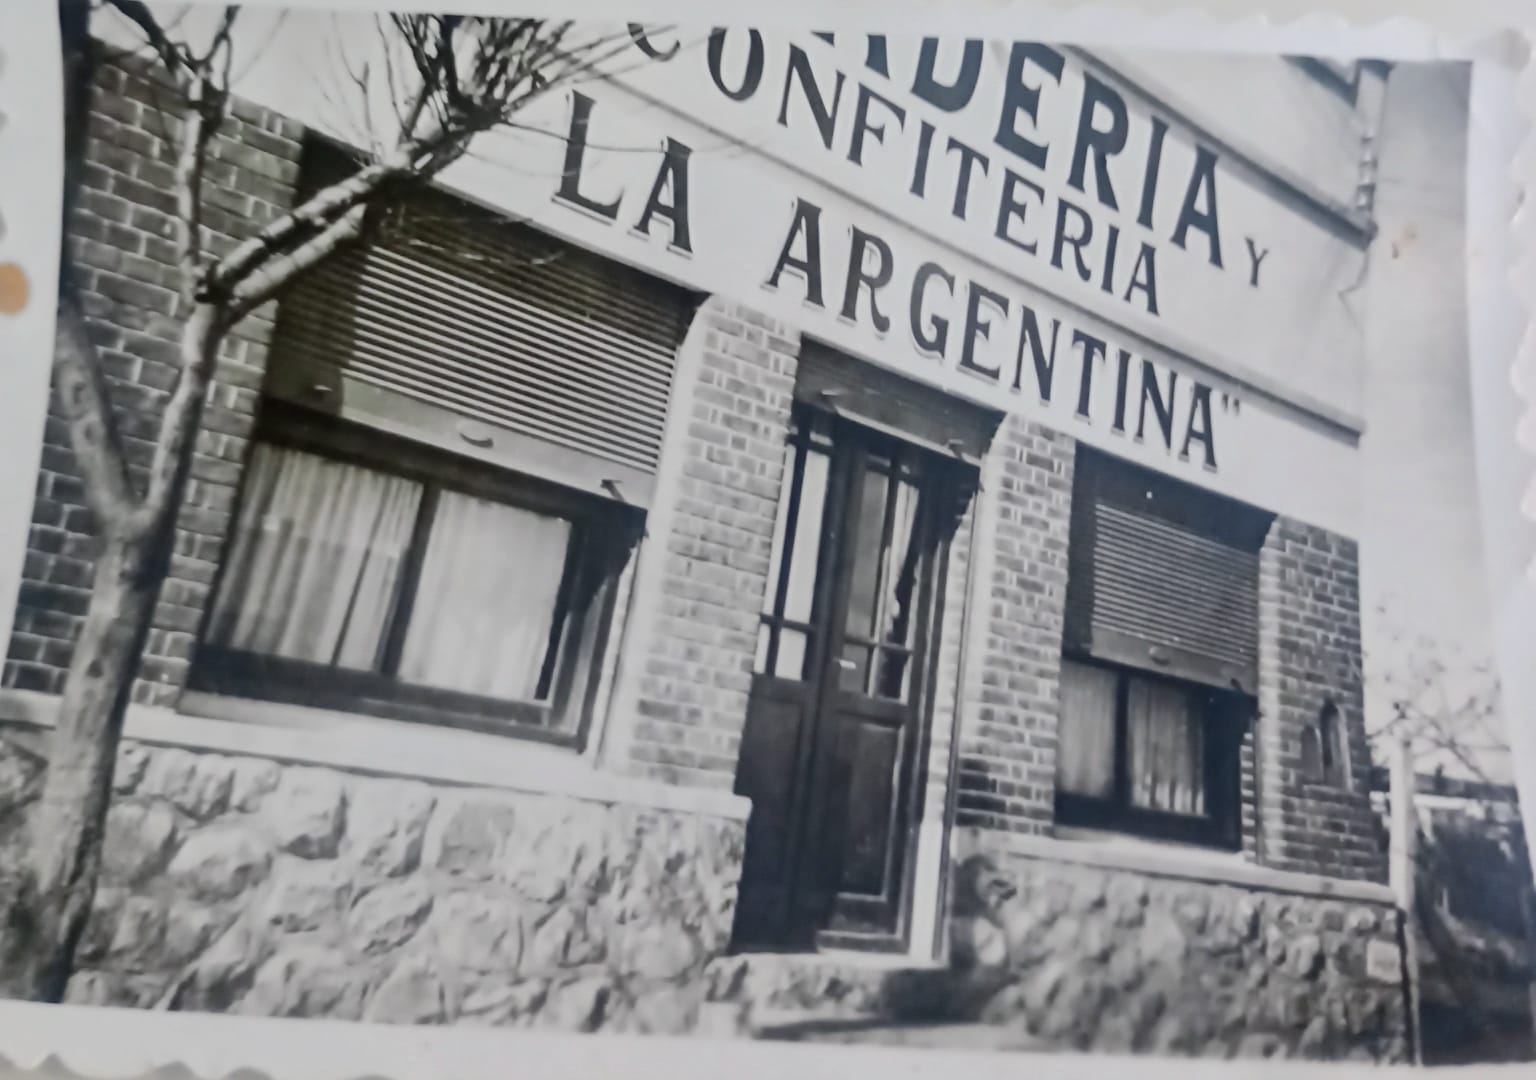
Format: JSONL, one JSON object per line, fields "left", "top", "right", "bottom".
{"left": 1127, "top": 676, "right": 1206, "bottom": 816}
{"left": 839, "top": 642, "right": 872, "bottom": 692}
{"left": 783, "top": 448, "right": 830, "bottom": 624}
{"left": 398, "top": 491, "right": 574, "bottom": 702}
{"left": 873, "top": 647, "right": 911, "bottom": 702}
{"left": 776, "top": 628, "right": 808, "bottom": 681}
{"left": 844, "top": 466, "right": 890, "bottom": 641}
{"left": 205, "top": 444, "right": 422, "bottom": 671}
{"left": 875, "top": 477, "right": 923, "bottom": 651}
{"left": 754, "top": 622, "right": 772, "bottom": 675}
{"left": 761, "top": 441, "right": 798, "bottom": 620}
{"left": 1056, "top": 660, "right": 1119, "bottom": 799}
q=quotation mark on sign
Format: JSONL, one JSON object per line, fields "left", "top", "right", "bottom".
{"left": 0, "top": 43, "right": 29, "bottom": 317}
{"left": 1219, "top": 392, "right": 1241, "bottom": 416}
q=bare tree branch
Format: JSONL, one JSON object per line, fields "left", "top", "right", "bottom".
{"left": 105, "top": 0, "right": 190, "bottom": 78}
{"left": 173, "top": 78, "right": 221, "bottom": 296}
{"left": 138, "top": 303, "right": 221, "bottom": 521}
{"left": 226, "top": 203, "right": 369, "bottom": 322}
{"left": 212, "top": 158, "right": 399, "bottom": 290}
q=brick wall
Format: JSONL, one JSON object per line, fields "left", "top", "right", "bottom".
{"left": 625, "top": 299, "right": 800, "bottom": 790}
{"left": 4, "top": 55, "right": 303, "bottom": 706}
{"left": 953, "top": 416, "right": 1076, "bottom": 834}
{"left": 1257, "top": 517, "right": 1384, "bottom": 882}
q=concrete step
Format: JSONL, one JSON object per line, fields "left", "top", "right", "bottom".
{"left": 705, "top": 951, "right": 972, "bottom": 1036}
{"left": 755, "top": 1017, "right": 1050, "bottom": 1051}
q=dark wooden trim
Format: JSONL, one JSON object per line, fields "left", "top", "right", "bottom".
{"left": 188, "top": 647, "right": 581, "bottom": 747}
{"left": 377, "top": 485, "right": 439, "bottom": 677}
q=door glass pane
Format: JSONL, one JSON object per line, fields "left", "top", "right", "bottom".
{"left": 876, "top": 476, "right": 923, "bottom": 651}
{"left": 1056, "top": 660, "right": 1119, "bottom": 799}
{"left": 204, "top": 444, "right": 423, "bottom": 671}
{"left": 839, "top": 642, "right": 872, "bottom": 692}
{"left": 760, "top": 440, "right": 798, "bottom": 621}
{"left": 1126, "top": 676, "right": 1206, "bottom": 816}
{"left": 398, "top": 492, "right": 574, "bottom": 702}
{"left": 873, "top": 647, "right": 912, "bottom": 702}
{"left": 777, "top": 628, "right": 809, "bottom": 681}
{"left": 844, "top": 464, "right": 890, "bottom": 643}
{"left": 784, "top": 448, "right": 830, "bottom": 624}
{"left": 755, "top": 622, "right": 771, "bottom": 674}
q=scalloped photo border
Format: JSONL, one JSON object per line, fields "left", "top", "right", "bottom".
{"left": 0, "top": 1, "right": 1531, "bottom": 1078}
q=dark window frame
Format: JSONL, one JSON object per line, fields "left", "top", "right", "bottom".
{"left": 189, "top": 402, "right": 639, "bottom": 749}
{"left": 1054, "top": 653, "right": 1248, "bottom": 851}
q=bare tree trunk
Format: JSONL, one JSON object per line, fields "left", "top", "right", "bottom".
{"left": 2, "top": 300, "right": 224, "bottom": 1002}
{"left": 8, "top": 525, "right": 167, "bottom": 1001}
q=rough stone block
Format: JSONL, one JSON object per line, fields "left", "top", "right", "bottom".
{"left": 365, "top": 959, "right": 448, "bottom": 1025}
{"left": 426, "top": 888, "right": 525, "bottom": 972}
{"left": 344, "top": 777, "right": 435, "bottom": 878}
{"left": 241, "top": 945, "right": 367, "bottom": 1020}
{"left": 101, "top": 800, "right": 180, "bottom": 885}
{"left": 268, "top": 767, "right": 346, "bottom": 858}
{"left": 262, "top": 857, "right": 354, "bottom": 934}
{"left": 167, "top": 822, "right": 274, "bottom": 902}
{"left": 347, "top": 881, "right": 434, "bottom": 956}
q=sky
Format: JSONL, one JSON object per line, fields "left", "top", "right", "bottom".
{"left": 1357, "top": 59, "right": 1509, "bottom": 782}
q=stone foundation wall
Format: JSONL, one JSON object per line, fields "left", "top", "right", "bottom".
{"left": 0, "top": 731, "right": 743, "bottom": 1033}
{"left": 947, "top": 843, "right": 1408, "bottom": 1062}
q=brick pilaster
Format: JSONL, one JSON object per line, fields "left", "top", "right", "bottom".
{"left": 1257, "top": 516, "right": 1384, "bottom": 882}
{"left": 623, "top": 298, "right": 800, "bottom": 790}
{"left": 953, "top": 416, "right": 1076, "bottom": 835}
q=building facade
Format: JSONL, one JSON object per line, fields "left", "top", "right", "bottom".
{"left": 0, "top": 24, "right": 1413, "bottom": 1060}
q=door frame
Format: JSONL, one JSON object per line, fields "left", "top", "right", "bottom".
{"left": 733, "top": 407, "right": 966, "bottom": 954}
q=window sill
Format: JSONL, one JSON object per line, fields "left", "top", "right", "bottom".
{"left": 956, "top": 824, "right": 1395, "bottom": 905}
{"left": 0, "top": 688, "right": 750, "bottom": 823}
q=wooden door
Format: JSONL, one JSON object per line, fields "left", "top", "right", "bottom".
{"left": 732, "top": 410, "right": 955, "bottom": 951}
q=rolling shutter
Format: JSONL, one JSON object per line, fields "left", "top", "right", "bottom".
{"left": 1064, "top": 448, "right": 1272, "bottom": 694}
{"left": 265, "top": 141, "right": 695, "bottom": 500}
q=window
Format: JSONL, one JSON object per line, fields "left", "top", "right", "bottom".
{"left": 191, "top": 410, "right": 637, "bottom": 746}
{"left": 754, "top": 408, "right": 939, "bottom": 702}
{"left": 1055, "top": 658, "right": 1245, "bottom": 848}
{"left": 756, "top": 411, "right": 834, "bottom": 683}
{"left": 1056, "top": 448, "right": 1270, "bottom": 849}
{"left": 1302, "top": 700, "right": 1348, "bottom": 786}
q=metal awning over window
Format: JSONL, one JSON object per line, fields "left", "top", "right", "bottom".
{"left": 264, "top": 139, "right": 697, "bottom": 507}
{"left": 1064, "top": 447, "right": 1273, "bottom": 694}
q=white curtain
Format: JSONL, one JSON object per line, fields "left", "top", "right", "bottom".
{"left": 205, "top": 444, "right": 423, "bottom": 669}
{"left": 1127, "top": 677, "right": 1205, "bottom": 816}
{"left": 397, "top": 490, "right": 573, "bottom": 701}
{"left": 1056, "top": 660, "right": 1119, "bottom": 799}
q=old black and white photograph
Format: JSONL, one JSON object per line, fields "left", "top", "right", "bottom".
{"left": 0, "top": 0, "right": 1531, "bottom": 1075}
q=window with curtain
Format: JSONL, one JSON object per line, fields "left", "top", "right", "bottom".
{"left": 192, "top": 419, "right": 635, "bottom": 745}
{"left": 1056, "top": 447, "right": 1262, "bottom": 849}
{"left": 1054, "top": 657, "right": 1244, "bottom": 848}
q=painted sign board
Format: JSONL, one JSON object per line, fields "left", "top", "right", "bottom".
{"left": 107, "top": 15, "right": 1372, "bottom": 535}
